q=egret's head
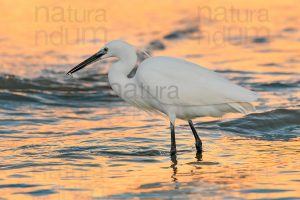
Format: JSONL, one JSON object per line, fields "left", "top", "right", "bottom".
{"left": 67, "top": 40, "right": 135, "bottom": 75}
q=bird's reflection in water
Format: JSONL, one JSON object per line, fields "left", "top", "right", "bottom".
{"left": 169, "top": 152, "right": 202, "bottom": 189}
{"left": 170, "top": 151, "right": 202, "bottom": 175}
{"left": 170, "top": 154, "right": 178, "bottom": 184}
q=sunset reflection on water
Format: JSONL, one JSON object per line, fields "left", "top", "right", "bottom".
{"left": 0, "top": 0, "right": 300, "bottom": 199}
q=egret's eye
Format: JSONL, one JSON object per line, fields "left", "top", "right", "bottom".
{"left": 104, "top": 47, "right": 108, "bottom": 52}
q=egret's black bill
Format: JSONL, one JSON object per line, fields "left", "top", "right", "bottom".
{"left": 67, "top": 52, "right": 105, "bottom": 75}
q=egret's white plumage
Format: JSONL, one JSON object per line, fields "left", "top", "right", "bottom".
{"left": 104, "top": 40, "right": 257, "bottom": 124}
{"left": 67, "top": 40, "right": 258, "bottom": 155}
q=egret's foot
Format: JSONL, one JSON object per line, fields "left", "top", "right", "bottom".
{"left": 195, "top": 151, "right": 203, "bottom": 161}
{"left": 170, "top": 148, "right": 177, "bottom": 156}
{"left": 195, "top": 140, "right": 203, "bottom": 153}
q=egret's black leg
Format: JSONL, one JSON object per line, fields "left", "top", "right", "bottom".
{"left": 188, "top": 120, "right": 202, "bottom": 153}
{"left": 170, "top": 122, "right": 176, "bottom": 156}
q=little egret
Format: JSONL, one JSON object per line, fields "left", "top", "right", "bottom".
{"left": 67, "top": 40, "right": 257, "bottom": 155}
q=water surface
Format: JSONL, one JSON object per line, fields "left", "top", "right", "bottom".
{"left": 0, "top": 0, "right": 300, "bottom": 199}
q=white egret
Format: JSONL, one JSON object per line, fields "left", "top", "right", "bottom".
{"left": 67, "top": 40, "right": 257, "bottom": 155}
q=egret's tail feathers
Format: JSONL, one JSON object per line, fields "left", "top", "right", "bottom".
{"left": 228, "top": 102, "right": 255, "bottom": 114}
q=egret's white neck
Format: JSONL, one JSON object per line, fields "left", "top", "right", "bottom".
{"left": 109, "top": 48, "right": 137, "bottom": 76}
{"left": 107, "top": 48, "right": 138, "bottom": 99}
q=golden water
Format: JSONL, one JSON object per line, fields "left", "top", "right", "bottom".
{"left": 0, "top": 0, "right": 300, "bottom": 199}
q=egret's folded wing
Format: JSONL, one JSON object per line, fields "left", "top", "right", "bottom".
{"left": 135, "top": 57, "right": 257, "bottom": 107}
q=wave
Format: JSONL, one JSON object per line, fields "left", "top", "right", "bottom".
{"left": 197, "top": 108, "right": 300, "bottom": 141}
{"left": 0, "top": 72, "right": 120, "bottom": 108}
{"left": 0, "top": 73, "right": 111, "bottom": 91}
{"left": 253, "top": 81, "right": 300, "bottom": 90}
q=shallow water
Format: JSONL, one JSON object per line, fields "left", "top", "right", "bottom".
{"left": 1, "top": 0, "right": 300, "bottom": 199}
